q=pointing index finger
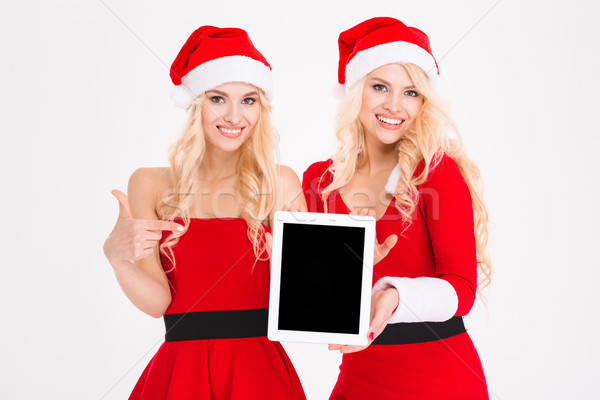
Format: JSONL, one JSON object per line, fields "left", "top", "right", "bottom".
{"left": 142, "top": 219, "right": 184, "bottom": 232}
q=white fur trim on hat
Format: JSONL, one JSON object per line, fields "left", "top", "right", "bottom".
{"left": 171, "top": 55, "right": 273, "bottom": 109}
{"left": 372, "top": 276, "right": 458, "bottom": 323}
{"left": 345, "top": 41, "right": 438, "bottom": 91}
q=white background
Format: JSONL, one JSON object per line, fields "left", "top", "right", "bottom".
{"left": 1, "top": 1, "right": 599, "bottom": 399}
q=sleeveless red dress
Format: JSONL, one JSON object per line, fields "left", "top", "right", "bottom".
{"left": 129, "top": 218, "right": 306, "bottom": 400}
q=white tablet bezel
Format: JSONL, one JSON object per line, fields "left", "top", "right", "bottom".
{"left": 268, "top": 210, "right": 375, "bottom": 345}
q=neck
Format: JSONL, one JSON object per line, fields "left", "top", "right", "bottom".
{"left": 361, "top": 133, "right": 398, "bottom": 175}
{"left": 199, "top": 146, "right": 241, "bottom": 181}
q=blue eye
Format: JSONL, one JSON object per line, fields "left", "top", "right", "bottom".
{"left": 404, "top": 90, "right": 419, "bottom": 97}
{"left": 241, "top": 97, "right": 257, "bottom": 105}
{"left": 210, "top": 96, "right": 225, "bottom": 103}
{"left": 373, "top": 84, "right": 388, "bottom": 92}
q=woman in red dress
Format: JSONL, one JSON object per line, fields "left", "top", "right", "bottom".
{"left": 103, "top": 26, "right": 306, "bottom": 400}
{"left": 303, "top": 17, "right": 492, "bottom": 399}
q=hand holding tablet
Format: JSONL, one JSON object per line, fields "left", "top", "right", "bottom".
{"left": 328, "top": 285, "right": 400, "bottom": 353}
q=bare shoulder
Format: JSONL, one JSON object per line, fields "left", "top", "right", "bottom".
{"left": 276, "top": 164, "right": 306, "bottom": 210}
{"left": 278, "top": 164, "right": 301, "bottom": 185}
{"left": 129, "top": 166, "right": 171, "bottom": 184}
{"left": 128, "top": 167, "right": 173, "bottom": 219}
{"left": 128, "top": 167, "right": 172, "bottom": 198}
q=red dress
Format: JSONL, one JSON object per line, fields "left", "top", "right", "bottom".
{"left": 303, "top": 155, "right": 488, "bottom": 400}
{"left": 129, "top": 218, "right": 306, "bottom": 400}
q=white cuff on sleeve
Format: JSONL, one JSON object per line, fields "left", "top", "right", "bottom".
{"left": 372, "top": 277, "right": 458, "bottom": 323}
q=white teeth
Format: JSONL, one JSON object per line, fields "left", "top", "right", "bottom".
{"left": 219, "top": 127, "right": 242, "bottom": 134}
{"left": 377, "top": 115, "right": 403, "bottom": 125}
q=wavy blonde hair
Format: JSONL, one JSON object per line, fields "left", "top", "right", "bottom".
{"left": 158, "top": 90, "right": 279, "bottom": 271}
{"left": 323, "top": 64, "right": 492, "bottom": 292}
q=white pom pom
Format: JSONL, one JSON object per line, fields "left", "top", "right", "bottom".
{"left": 331, "top": 83, "right": 347, "bottom": 100}
{"left": 170, "top": 85, "right": 197, "bottom": 109}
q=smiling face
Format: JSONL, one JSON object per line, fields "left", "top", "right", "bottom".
{"left": 359, "top": 63, "right": 424, "bottom": 147}
{"left": 201, "top": 82, "right": 260, "bottom": 154}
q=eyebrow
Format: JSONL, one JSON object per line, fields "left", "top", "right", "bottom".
{"left": 206, "top": 89, "right": 258, "bottom": 97}
{"left": 369, "top": 77, "right": 416, "bottom": 90}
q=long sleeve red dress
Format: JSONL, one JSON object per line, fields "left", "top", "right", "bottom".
{"left": 303, "top": 154, "right": 488, "bottom": 400}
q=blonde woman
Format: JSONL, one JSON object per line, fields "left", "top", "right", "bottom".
{"left": 303, "top": 17, "right": 491, "bottom": 399}
{"left": 103, "top": 26, "right": 306, "bottom": 399}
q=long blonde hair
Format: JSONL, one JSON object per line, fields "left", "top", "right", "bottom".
{"left": 324, "top": 63, "right": 492, "bottom": 291}
{"left": 159, "top": 89, "right": 279, "bottom": 270}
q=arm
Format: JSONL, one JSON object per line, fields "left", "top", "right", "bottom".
{"left": 373, "top": 155, "right": 477, "bottom": 322}
{"left": 103, "top": 168, "right": 182, "bottom": 318}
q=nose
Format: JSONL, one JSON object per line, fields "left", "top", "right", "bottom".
{"left": 223, "top": 102, "right": 242, "bottom": 125}
{"left": 383, "top": 92, "right": 404, "bottom": 114}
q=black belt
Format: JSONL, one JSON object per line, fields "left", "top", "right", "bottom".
{"left": 372, "top": 316, "right": 466, "bottom": 345}
{"left": 163, "top": 309, "right": 268, "bottom": 342}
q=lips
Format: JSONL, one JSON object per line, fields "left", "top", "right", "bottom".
{"left": 217, "top": 126, "right": 244, "bottom": 138}
{"left": 376, "top": 114, "right": 404, "bottom": 126}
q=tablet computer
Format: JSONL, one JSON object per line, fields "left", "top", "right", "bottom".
{"left": 268, "top": 211, "right": 375, "bottom": 345}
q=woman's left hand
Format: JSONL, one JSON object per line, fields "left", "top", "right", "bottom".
{"left": 328, "top": 287, "right": 399, "bottom": 354}
{"left": 349, "top": 208, "right": 398, "bottom": 265}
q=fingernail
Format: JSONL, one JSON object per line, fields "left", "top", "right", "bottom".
{"left": 177, "top": 225, "right": 184, "bottom": 232}
{"left": 368, "top": 332, "right": 374, "bottom": 341}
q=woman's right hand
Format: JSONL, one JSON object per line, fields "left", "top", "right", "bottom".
{"left": 328, "top": 287, "right": 399, "bottom": 354}
{"left": 103, "top": 189, "right": 183, "bottom": 265}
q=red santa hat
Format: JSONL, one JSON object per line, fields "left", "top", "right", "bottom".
{"left": 170, "top": 26, "right": 273, "bottom": 109}
{"left": 338, "top": 17, "right": 438, "bottom": 92}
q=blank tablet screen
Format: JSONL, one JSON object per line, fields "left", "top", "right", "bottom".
{"left": 277, "top": 222, "right": 366, "bottom": 334}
